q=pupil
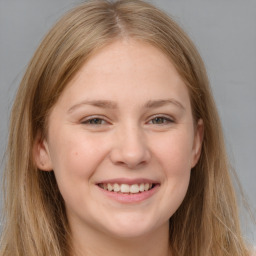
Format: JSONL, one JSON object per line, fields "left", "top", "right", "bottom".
{"left": 154, "top": 117, "right": 163, "bottom": 124}
{"left": 91, "top": 119, "right": 101, "bottom": 124}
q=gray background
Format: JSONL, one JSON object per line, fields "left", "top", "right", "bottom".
{"left": 0, "top": 0, "right": 255, "bottom": 243}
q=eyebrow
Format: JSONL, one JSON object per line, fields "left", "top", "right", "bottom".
{"left": 68, "top": 100, "right": 117, "bottom": 113}
{"left": 145, "top": 99, "right": 185, "bottom": 110}
{"left": 67, "top": 98, "right": 185, "bottom": 113}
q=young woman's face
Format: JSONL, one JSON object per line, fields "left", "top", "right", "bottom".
{"left": 35, "top": 40, "right": 203, "bottom": 240}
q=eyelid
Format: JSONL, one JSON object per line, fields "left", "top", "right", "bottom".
{"left": 147, "top": 114, "right": 175, "bottom": 124}
{"left": 80, "top": 115, "right": 110, "bottom": 125}
{"left": 79, "top": 114, "right": 175, "bottom": 126}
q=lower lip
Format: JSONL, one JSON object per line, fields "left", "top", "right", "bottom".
{"left": 97, "top": 185, "right": 160, "bottom": 203}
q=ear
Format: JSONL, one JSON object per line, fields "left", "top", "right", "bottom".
{"left": 33, "top": 133, "right": 53, "bottom": 171}
{"left": 191, "top": 119, "right": 204, "bottom": 168}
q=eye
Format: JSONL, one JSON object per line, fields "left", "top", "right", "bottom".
{"left": 81, "top": 117, "right": 107, "bottom": 125}
{"left": 148, "top": 116, "right": 174, "bottom": 125}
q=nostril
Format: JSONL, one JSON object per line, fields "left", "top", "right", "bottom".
{"left": 109, "top": 135, "right": 151, "bottom": 168}
{"left": 110, "top": 150, "right": 150, "bottom": 169}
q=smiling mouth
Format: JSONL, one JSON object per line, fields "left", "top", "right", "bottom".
{"left": 97, "top": 183, "right": 156, "bottom": 194}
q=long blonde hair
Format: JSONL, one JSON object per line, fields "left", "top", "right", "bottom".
{"left": 0, "top": 0, "right": 251, "bottom": 255}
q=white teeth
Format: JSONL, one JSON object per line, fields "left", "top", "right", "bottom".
{"left": 113, "top": 183, "right": 120, "bottom": 192}
{"left": 130, "top": 184, "right": 139, "bottom": 193}
{"left": 120, "top": 184, "right": 130, "bottom": 193}
{"left": 107, "top": 184, "right": 113, "bottom": 191}
{"left": 100, "top": 183, "right": 154, "bottom": 193}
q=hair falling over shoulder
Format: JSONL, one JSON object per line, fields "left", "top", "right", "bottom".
{"left": 0, "top": 0, "right": 253, "bottom": 255}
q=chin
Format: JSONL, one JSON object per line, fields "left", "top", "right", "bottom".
{"left": 105, "top": 226, "right": 154, "bottom": 240}
{"left": 99, "top": 213, "right": 166, "bottom": 240}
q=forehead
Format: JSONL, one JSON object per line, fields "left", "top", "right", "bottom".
{"left": 54, "top": 39, "right": 191, "bottom": 111}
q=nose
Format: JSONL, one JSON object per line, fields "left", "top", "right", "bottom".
{"left": 109, "top": 125, "right": 151, "bottom": 169}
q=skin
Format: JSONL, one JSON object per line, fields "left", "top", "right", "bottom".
{"left": 34, "top": 39, "right": 203, "bottom": 256}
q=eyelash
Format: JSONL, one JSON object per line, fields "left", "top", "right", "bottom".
{"left": 81, "top": 117, "right": 108, "bottom": 125}
{"left": 147, "top": 115, "right": 174, "bottom": 125}
{"left": 81, "top": 115, "right": 174, "bottom": 126}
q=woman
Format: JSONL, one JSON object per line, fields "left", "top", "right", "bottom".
{"left": 0, "top": 0, "right": 253, "bottom": 255}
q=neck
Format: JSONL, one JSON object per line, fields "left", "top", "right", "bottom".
{"left": 71, "top": 222, "right": 171, "bottom": 256}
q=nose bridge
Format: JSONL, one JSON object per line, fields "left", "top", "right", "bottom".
{"left": 110, "top": 121, "right": 151, "bottom": 168}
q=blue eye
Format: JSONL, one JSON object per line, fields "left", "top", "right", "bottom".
{"left": 82, "top": 118, "right": 106, "bottom": 125}
{"left": 149, "top": 116, "right": 173, "bottom": 125}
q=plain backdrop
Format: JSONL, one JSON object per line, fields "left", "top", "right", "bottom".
{"left": 0, "top": 0, "right": 255, "bottom": 243}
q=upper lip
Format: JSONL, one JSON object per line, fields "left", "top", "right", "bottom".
{"left": 96, "top": 178, "right": 160, "bottom": 185}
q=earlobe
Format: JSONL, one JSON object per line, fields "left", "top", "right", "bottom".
{"left": 33, "top": 134, "right": 53, "bottom": 171}
{"left": 191, "top": 119, "right": 204, "bottom": 168}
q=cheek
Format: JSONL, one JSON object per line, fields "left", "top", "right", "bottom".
{"left": 150, "top": 128, "right": 193, "bottom": 213}
{"left": 48, "top": 130, "right": 108, "bottom": 187}
{"left": 47, "top": 131, "right": 111, "bottom": 211}
{"left": 151, "top": 129, "right": 194, "bottom": 175}
{"left": 155, "top": 134, "right": 193, "bottom": 216}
